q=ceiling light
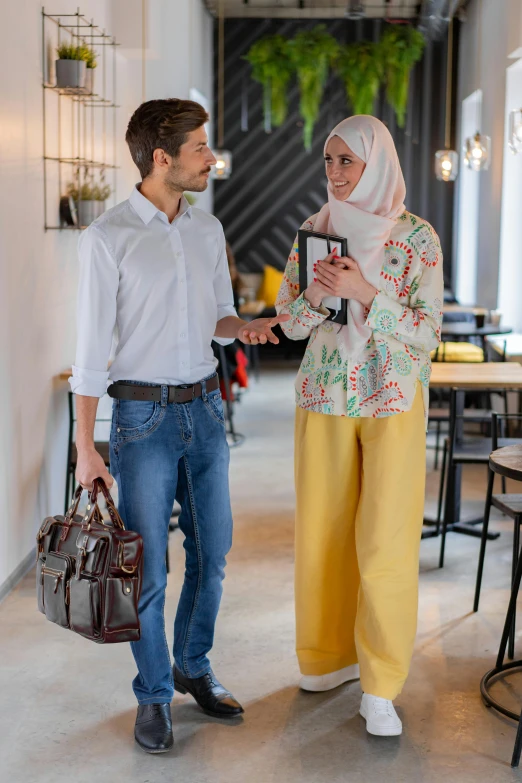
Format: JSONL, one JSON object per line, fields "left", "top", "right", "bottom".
{"left": 211, "top": 151, "right": 233, "bottom": 179}
{"left": 434, "top": 20, "right": 458, "bottom": 182}
{"left": 464, "top": 131, "right": 491, "bottom": 171}
{"left": 435, "top": 150, "right": 458, "bottom": 182}
{"left": 211, "top": 0, "right": 232, "bottom": 180}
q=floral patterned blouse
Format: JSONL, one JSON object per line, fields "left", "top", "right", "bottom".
{"left": 275, "top": 211, "right": 444, "bottom": 426}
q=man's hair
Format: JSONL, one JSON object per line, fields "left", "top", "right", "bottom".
{"left": 125, "top": 99, "right": 209, "bottom": 179}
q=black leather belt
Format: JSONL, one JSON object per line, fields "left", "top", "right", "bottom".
{"left": 108, "top": 375, "right": 219, "bottom": 404}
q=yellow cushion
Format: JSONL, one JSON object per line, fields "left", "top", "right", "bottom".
{"left": 258, "top": 265, "right": 284, "bottom": 308}
{"left": 431, "top": 341, "right": 484, "bottom": 363}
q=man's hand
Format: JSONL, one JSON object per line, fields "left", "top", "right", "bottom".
{"left": 237, "top": 314, "right": 291, "bottom": 346}
{"left": 75, "top": 445, "right": 114, "bottom": 491}
{"left": 315, "top": 256, "right": 377, "bottom": 309}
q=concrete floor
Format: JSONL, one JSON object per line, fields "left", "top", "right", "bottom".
{"left": 2, "top": 367, "right": 522, "bottom": 782}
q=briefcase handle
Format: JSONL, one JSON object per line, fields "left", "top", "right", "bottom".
{"left": 62, "top": 479, "right": 124, "bottom": 540}
{"left": 89, "top": 479, "right": 125, "bottom": 531}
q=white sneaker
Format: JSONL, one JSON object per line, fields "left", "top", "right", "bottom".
{"left": 299, "top": 664, "right": 360, "bottom": 692}
{"left": 360, "top": 693, "right": 402, "bottom": 736}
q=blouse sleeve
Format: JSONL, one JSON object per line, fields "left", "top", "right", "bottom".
{"left": 275, "top": 221, "right": 330, "bottom": 341}
{"left": 365, "top": 224, "right": 443, "bottom": 353}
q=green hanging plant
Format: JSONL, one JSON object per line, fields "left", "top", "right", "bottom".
{"left": 244, "top": 35, "right": 294, "bottom": 128}
{"left": 380, "top": 26, "right": 425, "bottom": 128}
{"left": 335, "top": 42, "right": 384, "bottom": 117}
{"left": 287, "top": 25, "right": 339, "bottom": 151}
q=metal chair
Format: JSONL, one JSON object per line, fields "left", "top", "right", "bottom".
{"left": 438, "top": 389, "right": 517, "bottom": 568}
{"left": 473, "top": 413, "right": 522, "bottom": 658}
{"left": 478, "top": 444, "right": 522, "bottom": 768}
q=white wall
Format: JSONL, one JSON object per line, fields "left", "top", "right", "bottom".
{"left": 0, "top": 0, "right": 214, "bottom": 595}
{"left": 113, "top": 0, "right": 215, "bottom": 211}
{"left": 454, "top": 0, "right": 522, "bottom": 309}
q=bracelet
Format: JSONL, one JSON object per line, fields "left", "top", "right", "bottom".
{"left": 303, "top": 294, "right": 322, "bottom": 311}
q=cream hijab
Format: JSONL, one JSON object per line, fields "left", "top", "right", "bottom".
{"left": 314, "top": 115, "right": 406, "bottom": 359}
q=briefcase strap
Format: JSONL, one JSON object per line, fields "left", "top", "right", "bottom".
{"left": 61, "top": 479, "right": 123, "bottom": 542}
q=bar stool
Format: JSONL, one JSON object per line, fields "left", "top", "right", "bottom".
{"left": 480, "top": 444, "right": 522, "bottom": 768}
{"left": 473, "top": 414, "right": 522, "bottom": 658}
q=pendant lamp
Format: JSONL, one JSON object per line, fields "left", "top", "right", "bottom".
{"left": 211, "top": 0, "right": 232, "bottom": 180}
{"left": 463, "top": 0, "right": 490, "bottom": 172}
{"left": 435, "top": 19, "right": 458, "bottom": 182}
{"left": 464, "top": 131, "right": 491, "bottom": 171}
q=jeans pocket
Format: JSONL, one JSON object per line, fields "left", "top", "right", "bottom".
{"left": 204, "top": 390, "right": 226, "bottom": 425}
{"left": 115, "top": 400, "right": 163, "bottom": 442}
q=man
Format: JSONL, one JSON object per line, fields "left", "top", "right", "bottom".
{"left": 70, "top": 98, "right": 289, "bottom": 753}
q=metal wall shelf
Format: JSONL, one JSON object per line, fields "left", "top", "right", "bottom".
{"left": 44, "top": 156, "right": 118, "bottom": 169}
{"left": 42, "top": 8, "right": 120, "bottom": 231}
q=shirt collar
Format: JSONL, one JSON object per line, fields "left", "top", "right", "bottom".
{"left": 129, "top": 185, "right": 192, "bottom": 225}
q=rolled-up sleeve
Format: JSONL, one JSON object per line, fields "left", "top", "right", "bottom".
{"left": 69, "top": 224, "right": 119, "bottom": 397}
{"left": 214, "top": 231, "right": 238, "bottom": 346}
{"left": 365, "top": 224, "right": 443, "bottom": 353}
{"left": 276, "top": 231, "right": 329, "bottom": 340}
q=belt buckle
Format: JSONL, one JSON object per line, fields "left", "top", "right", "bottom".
{"left": 176, "top": 383, "right": 196, "bottom": 403}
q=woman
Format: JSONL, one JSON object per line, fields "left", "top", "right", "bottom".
{"left": 275, "top": 116, "right": 443, "bottom": 737}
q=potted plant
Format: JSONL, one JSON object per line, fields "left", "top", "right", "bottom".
{"left": 244, "top": 35, "right": 294, "bottom": 131}
{"left": 67, "top": 181, "right": 112, "bottom": 227}
{"left": 335, "top": 42, "right": 384, "bottom": 117}
{"left": 79, "top": 44, "right": 97, "bottom": 94}
{"left": 379, "top": 26, "right": 425, "bottom": 127}
{"left": 56, "top": 43, "right": 86, "bottom": 90}
{"left": 286, "top": 26, "right": 339, "bottom": 151}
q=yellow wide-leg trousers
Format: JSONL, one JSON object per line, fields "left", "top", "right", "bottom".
{"left": 294, "top": 385, "right": 426, "bottom": 700}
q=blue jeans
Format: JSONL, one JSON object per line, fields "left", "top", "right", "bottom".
{"left": 109, "top": 377, "right": 233, "bottom": 704}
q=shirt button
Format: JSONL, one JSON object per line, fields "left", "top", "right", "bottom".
{"left": 180, "top": 332, "right": 186, "bottom": 338}
{"left": 179, "top": 278, "right": 185, "bottom": 284}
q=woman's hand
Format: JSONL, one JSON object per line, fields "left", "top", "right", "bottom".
{"left": 304, "top": 252, "right": 337, "bottom": 308}
{"left": 315, "top": 256, "right": 377, "bottom": 309}
{"left": 304, "top": 280, "right": 331, "bottom": 309}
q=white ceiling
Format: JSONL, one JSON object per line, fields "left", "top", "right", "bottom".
{"left": 204, "top": 0, "right": 420, "bottom": 19}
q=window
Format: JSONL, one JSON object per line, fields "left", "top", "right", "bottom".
{"left": 455, "top": 90, "right": 482, "bottom": 306}
{"left": 498, "top": 59, "right": 522, "bottom": 331}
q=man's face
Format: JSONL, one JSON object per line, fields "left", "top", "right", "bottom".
{"left": 164, "top": 126, "right": 217, "bottom": 193}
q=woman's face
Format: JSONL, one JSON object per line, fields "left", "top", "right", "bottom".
{"left": 324, "top": 135, "right": 366, "bottom": 201}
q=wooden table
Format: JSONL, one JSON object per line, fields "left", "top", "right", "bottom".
{"left": 427, "top": 362, "right": 522, "bottom": 540}
{"left": 430, "top": 361, "right": 522, "bottom": 389}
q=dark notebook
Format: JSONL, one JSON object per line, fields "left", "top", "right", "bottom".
{"left": 298, "top": 229, "right": 348, "bottom": 325}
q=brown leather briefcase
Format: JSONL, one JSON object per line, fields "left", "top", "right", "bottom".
{"left": 36, "top": 479, "right": 143, "bottom": 643}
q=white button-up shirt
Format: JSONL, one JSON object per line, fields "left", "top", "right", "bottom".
{"left": 69, "top": 186, "right": 237, "bottom": 397}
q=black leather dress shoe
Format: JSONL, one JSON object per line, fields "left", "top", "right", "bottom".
{"left": 173, "top": 666, "right": 244, "bottom": 718}
{"left": 134, "top": 703, "right": 174, "bottom": 753}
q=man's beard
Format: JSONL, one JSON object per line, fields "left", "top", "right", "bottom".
{"left": 165, "top": 161, "right": 211, "bottom": 193}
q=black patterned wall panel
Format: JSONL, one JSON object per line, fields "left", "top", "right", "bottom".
{"left": 214, "top": 19, "right": 454, "bottom": 284}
